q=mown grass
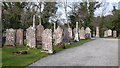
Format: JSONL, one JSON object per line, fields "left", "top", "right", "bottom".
{"left": 2, "top": 39, "right": 94, "bottom": 67}
{"left": 100, "top": 37, "right": 119, "bottom": 39}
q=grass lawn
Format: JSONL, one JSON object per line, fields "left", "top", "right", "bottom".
{"left": 2, "top": 39, "right": 94, "bottom": 67}
{"left": 92, "top": 37, "right": 119, "bottom": 39}
{"left": 100, "top": 37, "right": 119, "bottom": 39}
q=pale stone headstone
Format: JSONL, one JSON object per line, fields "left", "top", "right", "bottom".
{"left": 54, "top": 26, "right": 63, "bottom": 45}
{"left": 16, "top": 29, "right": 23, "bottom": 45}
{"left": 79, "top": 27, "right": 85, "bottom": 40}
{"left": 26, "top": 26, "right": 36, "bottom": 48}
{"left": 42, "top": 29, "right": 53, "bottom": 53}
{"left": 108, "top": 29, "right": 112, "bottom": 37}
{"left": 85, "top": 27, "right": 91, "bottom": 38}
{"left": 104, "top": 30, "right": 108, "bottom": 37}
{"left": 36, "top": 24, "right": 44, "bottom": 41}
{"left": 5, "top": 28, "right": 16, "bottom": 46}
{"left": 96, "top": 27, "right": 99, "bottom": 37}
{"left": 73, "top": 22, "right": 79, "bottom": 41}
{"left": 73, "top": 28, "right": 79, "bottom": 41}
{"left": 113, "top": 30, "right": 117, "bottom": 37}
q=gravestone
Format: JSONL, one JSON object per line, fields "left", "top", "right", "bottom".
{"left": 36, "top": 24, "right": 44, "bottom": 45}
{"left": 108, "top": 29, "right": 112, "bottom": 37}
{"left": 104, "top": 30, "right": 108, "bottom": 37}
{"left": 68, "top": 27, "right": 73, "bottom": 40}
{"left": 5, "top": 28, "right": 16, "bottom": 46}
{"left": 42, "top": 29, "right": 53, "bottom": 53}
{"left": 26, "top": 26, "right": 36, "bottom": 48}
{"left": 85, "top": 27, "right": 91, "bottom": 39}
{"left": 73, "top": 28, "right": 79, "bottom": 41}
{"left": 54, "top": 26, "right": 63, "bottom": 45}
{"left": 16, "top": 29, "right": 23, "bottom": 45}
{"left": 96, "top": 27, "right": 99, "bottom": 37}
{"left": 113, "top": 30, "right": 117, "bottom": 37}
{"left": 63, "top": 27, "right": 72, "bottom": 42}
{"left": 73, "top": 22, "right": 79, "bottom": 41}
{"left": 79, "top": 27, "right": 85, "bottom": 40}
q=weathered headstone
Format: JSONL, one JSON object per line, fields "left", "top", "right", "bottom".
{"left": 104, "top": 30, "right": 108, "bottom": 37}
{"left": 16, "top": 29, "right": 23, "bottom": 45}
{"left": 73, "top": 22, "right": 79, "bottom": 41}
{"left": 108, "top": 29, "right": 112, "bottom": 37}
{"left": 63, "top": 27, "right": 73, "bottom": 42}
{"left": 96, "top": 27, "right": 99, "bottom": 37}
{"left": 54, "top": 26, "right": 63, "bottom": 45}
{"left": 79, "top": 27, "right": 85, "bottom": 40}
{"left": 42, "top": 29, "right": 53, "bottom": 53}
{"left": 5, "top": 28, "right": 16, "bottom": 46}
{"left": 73, "top": 29, "right": 79, "bottom": 41}
{"left": 26, "top": 26, "right": 36, "bottom": 48}
{"left": 113, "top": 30, "right": 117, "bottom": 37}
{"left": 68, "top": 27, "right": 73, "bottom": 40}
{"left": 85, "top": 27, "right": 91, "bottom": 39}
{"left": 36, "top": 24, "right": 44, "bottom": 45}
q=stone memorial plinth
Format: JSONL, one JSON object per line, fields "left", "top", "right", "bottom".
{"left": 54, "top": 26, "right": 63, "bottom": 45}
{"left": 113, "top": 30, "right": 117, "bottom": 37}
{"left": 16, "top": 29, "right": 23, "bottom": 45}
{"left": 79, "top": 27, "right": 85, "bottom": 40}
{"left": 108, "top": 29, "right": 112, "bottom": 37}
{"left": 26, "top": 26, "right": 36, "bottom": 48}
{"left": 42, "top": 29, "right": 53, "bottom": 53}
{"left": 5, "top": 28, "right": 16, "bottom": 46}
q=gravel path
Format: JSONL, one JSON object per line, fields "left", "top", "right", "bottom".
{"left": 29, "top": 38, "right": 118, "bottom": 66}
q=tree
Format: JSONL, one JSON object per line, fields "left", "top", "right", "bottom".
{"left": 42, "top": 2, "right": 57, "bottom": 29}
{"left": 2, "top": 2, "right": 27, "bottom": 29}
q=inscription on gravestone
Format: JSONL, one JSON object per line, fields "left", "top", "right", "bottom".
{"left": 42, "top": 29, "right": 53, "bottom": 53}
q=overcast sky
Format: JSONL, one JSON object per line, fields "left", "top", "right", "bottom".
{"left": 56, "top": 0, "right": 120, "bottom": 19}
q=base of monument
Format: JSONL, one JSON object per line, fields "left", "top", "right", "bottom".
{"left": 41, "top": 50, "right": 53, "bottom": 54}
{"left": 80, "top": 39, "right": 85, "bottom": 40}
{"left": 3, "top": 45, "right": 15, "bottom": 48}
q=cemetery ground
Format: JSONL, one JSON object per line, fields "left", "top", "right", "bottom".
{"left": 2, "top": 39, "right": 93, "bottom": 67}
{"left": 30, "top": 38, "right": 118, "bottom": 66}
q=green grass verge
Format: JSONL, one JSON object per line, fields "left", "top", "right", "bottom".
{"left": 2, "top": 39, "right": 94, "bottom": 67}
{"left": 100, "top": 37, "right": 119, "bottom": 39}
